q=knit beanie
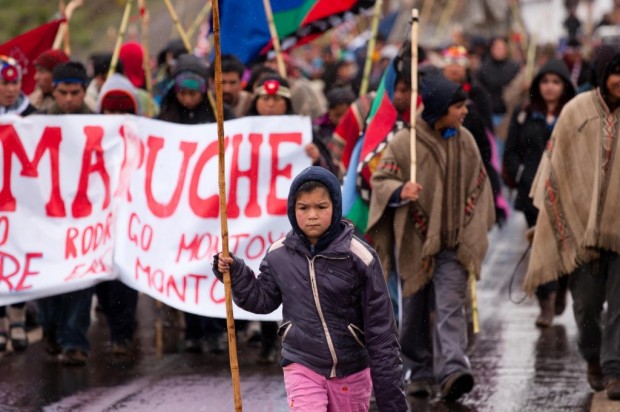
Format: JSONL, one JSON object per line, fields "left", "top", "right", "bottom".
{"left": 421, "top": 74, "right": 466, "bottom": 126}
{"left": 119, "top": 42, "right": 146, "bottom": 88}
{"left": 0, "top": 56, "right": 22, "bottom": 83}
{"left": 326, "top": 87, "right": 355, "bottom": 109}
{"left": 52, "top": 62, "right": 88, "bottom": 86}
{"left": 34, "top": 49, "right": 69, "bottom": 72}
{"left": 100, "top": 90, "right": 137, "bottom": 114}
{"left": 173, "top": 54, "right": 208, "bottom": 77}
{"left": 174, "top": 72, "right": 207, "bottom": 93}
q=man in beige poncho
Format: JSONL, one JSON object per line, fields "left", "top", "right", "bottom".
{"left": 524, "top": 45, "right": 620, "bottom": 401}
{"left": 368, "top": 74, "right": 495, "bottom": 402}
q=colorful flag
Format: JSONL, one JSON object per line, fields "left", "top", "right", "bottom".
{"left": 219, "top": 0, "right": 373, "bottom": 64}
{"left": 0, "top": 19, "right": 64, "bottom": 95}
{"left": 342, "top": 56, "right": 418, "bottom": 233}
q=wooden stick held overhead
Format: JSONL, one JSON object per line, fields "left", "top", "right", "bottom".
{"left": 212, "top": 0, "right": 243, "bottom": 410}
{"left": 262, "top": 0, "right": 287, "bottom": 79}
{"left": 108, "top": 0, "right": 134, "bottom": 79}
{"left": 410, "top": 9, "right": 419, "bottom": 184}
{"left": 358, "top": 0, "right": 383, "bottom": 97}
{"left": 139, "top": 0, "right": 155, "bottom": 117}
{"left": 164, "top": 0, "right": 193, "bottom": 52}
{"left": 186, "top": 1, "right": 212, "bottom": 41}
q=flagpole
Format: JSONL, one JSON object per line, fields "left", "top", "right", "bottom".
{"left": 358, "top": 0, "right": 383, "bottom": 97}
{"left": 108, "top": 0, "right": 134, "bottom": 79}
{"left": 262, "top": 0, "right": 287, "bottom": 79}
{"left": 431, "top": 0, "right": 457, "bottom": 48}
{"left": 139, "top": 0, "right": 155, "bottom": 117}
{"left": 419, "top": 0, "right": 433, "bottom": 29}
{"left": 186, "top": 2, "right": 213, "bottom": 42}
{"left": 410, "top": 9, "right": 419, "bottom": 184}
{"left": 53, "top": 0, "right": 83, "bottom": 52}
{"left": 164, "top": 0, "right": 193, "bottom": 52}
{"left": 212, "top": 0, "right": 243, "bottom": 410}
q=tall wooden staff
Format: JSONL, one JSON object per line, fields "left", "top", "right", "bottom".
{"left": 108, "top": 0, "right": 134, "bottom": 79}
{"left": 431, "top": 0, "right": 457, "bottom": 48}
{"left": 410, "top": 9, "right": 419, "bottom": 184}
{"left": 139, "top": 0, "right": 155, "bottom": 117}
{"left": 262, "top": 0, "right": 287, "bottom": 79}
{"left": 186, "top": 2, "right": 213, "bottom": 41}
{"left": 164, "top": 0, "right": 193, "bottom": 52}
{"left": 52, "top": 0, "right": 83, "bottom": 54}
{"left": 358, "top": 0, "right": 383, "bottom": 97}
{"left": 212, "top": 0, "right": 243, "bottom": 410}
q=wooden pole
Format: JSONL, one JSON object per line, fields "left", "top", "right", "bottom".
{"left": 53, "top": 0, "right": 83, "bottom": 53}
{"left": 431, "top": 0, "right": 457, "bottom": 48}
{"left": 509, "top": 1, "right": 528, "bottom": 57}
{"left": 212, "top": 0, "right": 243, "bottom": 410}
{"left": 358, "top": 0, "right": 383, "bottom": 97}
{"left": 524, "top": 33, "right": 537, "bottom": 87}
{"left": 186, "top": 2, "right": 213, "bottom": 41}
{"left": 108, "top": 0, "right": 134, "bottom": 79}
{"left": 470, "top": 271, "right": 480, "bottom": 334}
{"left": 262, "top": 0, "right": 287, "bottom": 79}
{"left": 164, "top": 0, "right": 193, "bottom": 52}
{"left": 419, "top": 0, "right": 433, "bottom": 29}
{"left": 410, "top": 9, "right": 419, "bottom": 184}
{"left": 138, "top": 0, "right": 155, "bottom": 117}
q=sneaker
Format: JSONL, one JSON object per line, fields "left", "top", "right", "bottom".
{"left": 110, "top": 342, "right": 132, "bottom": 357}
{"left": 441, "top": 372, "right": 474, "bottom": 402}
{"left": 59, "top": 349, "right": 88, "bottom": 366}
{"left": 44, "top": 333, "right": 62, "bottom": 356}
{"left": 0, "top": 331, "right": 7, "bottom": 353}
{"left": 587, "top": 360, "right": 605, "bottom": 391}
{"left": 606, "top": 377, "right": 620, "bottom": 400}
{"left": 207, "top": 336, "right": 225, "bottom": 354}
{"left": 9, "top": 323, "right": 28, "bottom": 352}
{"left": 257, "top": 346, "right": 278, "bottom": 365}
{"left": 184, "top": 339, "right": 203, "bottom": 354}
{"left": 407, "top": 379, "right": 433, "bottom": 398}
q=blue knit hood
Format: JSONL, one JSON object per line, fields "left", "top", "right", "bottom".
{"left": 287, "top": 167, "right": 343, "bottom": 254}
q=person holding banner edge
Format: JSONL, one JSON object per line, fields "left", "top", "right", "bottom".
{"left": 36, "top": 61, "right": 95, "bottom": 366}
{"left": 214, "top": 166, "right": 407, "bottom": 411}
{"left": 0, "top": 55, "right": 36, "bottom": 354}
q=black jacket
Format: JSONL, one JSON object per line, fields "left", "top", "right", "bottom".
{"left": 477, "top": 56, "right": 520, "bottom": 115}
{"left": 503, "top": 59, "right": 575, "bottom": 225}
{"left": 157, "top": 92, "right": 234, "bottom": 124}
{"left": 214, "top": 166, "right": 406, "bottom": 411}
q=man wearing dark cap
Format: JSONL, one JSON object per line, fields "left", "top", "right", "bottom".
{"left": 47, "top": 61, "right": 92, "bottom": 115}
{"left": 37, "top": 60, "right": 94, "bottom": 367}
{"left": 367, "top": 74, "right": 495, "bottom": 402}
{"left": 28, "top": 49, "right": 69, "bottom": 112}
{"left": 524, "top": 45, "right": 620, "bottom": 401}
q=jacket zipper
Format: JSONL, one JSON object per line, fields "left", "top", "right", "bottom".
{"left": 307, "top": 254, "right": 347, "bottom": 378}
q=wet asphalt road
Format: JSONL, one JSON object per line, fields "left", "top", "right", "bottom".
{"left": 0, "top": 213, "right": 613, "bottom": 411}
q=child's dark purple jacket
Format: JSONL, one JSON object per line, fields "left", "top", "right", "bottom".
{"left": 213, "top": 167, "right": 406, "bottom": 411}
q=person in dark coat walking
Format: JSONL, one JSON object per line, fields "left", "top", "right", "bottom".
{"left": 214, "top": 166, "right": 407, "bottom": 411}
{"left": 477, "top": 37, "right": 520, "bottom": 121}
{"left": 503, "top": 58, "right": 575, "bottom": 327}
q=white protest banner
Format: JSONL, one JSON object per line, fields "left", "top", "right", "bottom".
{"left": 0, "top": 114, "right": 312, "bottom": 321}
{"left": 115, "top": 115, "right": 311, "bottom": 321}
{"left": 0, "top": 114, "right": 128, "bottom": 304}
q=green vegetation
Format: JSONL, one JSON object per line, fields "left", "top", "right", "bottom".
{"left": 0, "top": 1, "right": 125, "bottom": 59}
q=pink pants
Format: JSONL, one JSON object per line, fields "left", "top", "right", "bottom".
{"left": 283, "top": 363, "right": 372, "bottom": 412}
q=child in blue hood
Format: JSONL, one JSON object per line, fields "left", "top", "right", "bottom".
{"left": 214, "top": 166, "right": 406, "bottom": 411}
